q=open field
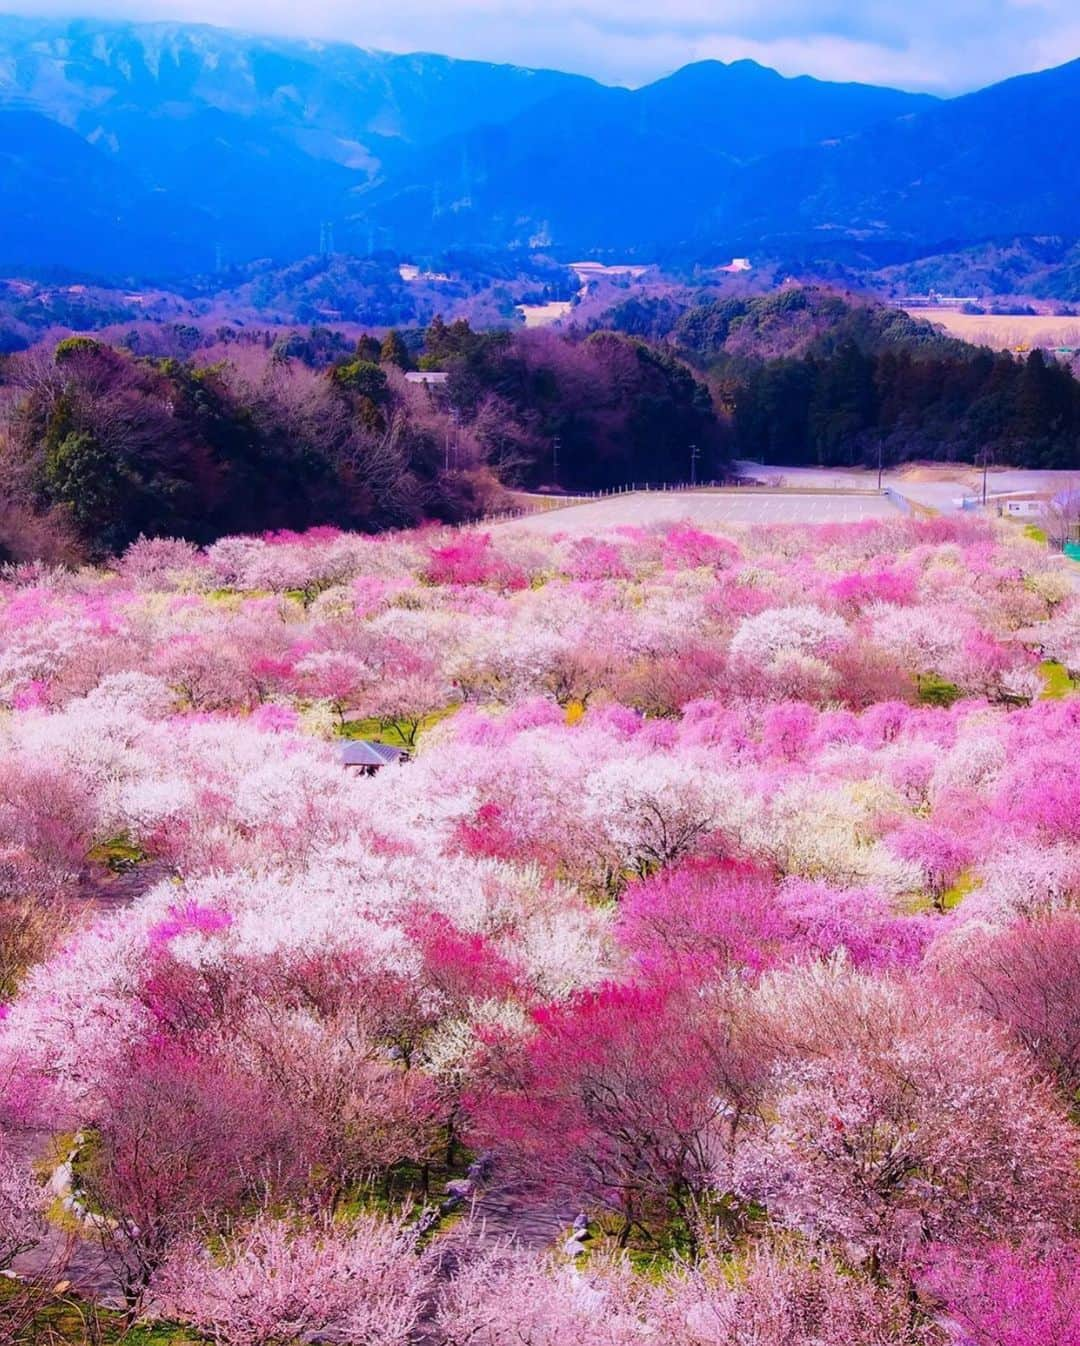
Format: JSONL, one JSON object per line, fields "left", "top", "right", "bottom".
{"left": 517, "top": 300, "right": 575, "bottom": 327}
{"left": 904, "top": 308, "right": 1080, "bottom": 351}
{"left": 499, "top": 489, "right": 900, "bottom": 533}
{"left": 734, "top": 462, "right": 884, "bottom": 491}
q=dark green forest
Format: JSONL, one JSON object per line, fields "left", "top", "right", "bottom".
{"left": 605, "top": 287, "right": 1080, "bottom": 469}
{"left": 0, "top": 319, "right": 724, "bottom": 560}
{"left": 5, "top": 288, "right": 1080, "bottom": 562}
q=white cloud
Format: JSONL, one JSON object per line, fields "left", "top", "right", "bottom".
{"left": 9, "top": 0, "right": 1080, "bottom": 91}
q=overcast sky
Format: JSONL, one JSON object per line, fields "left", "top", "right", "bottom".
{"left": 13, "top": 0, "right": 1080, "bottom": 91}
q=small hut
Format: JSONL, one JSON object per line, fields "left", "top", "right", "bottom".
{"left": 337, "top": 740, "right": 410, "bottom": 775}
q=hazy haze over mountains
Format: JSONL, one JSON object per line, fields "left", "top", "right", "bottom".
{"left": 7, "top": 0, "right": 1080, "bottom": 91}
{"left": 0, "top": 16, "right": 1079, "bottom": 279}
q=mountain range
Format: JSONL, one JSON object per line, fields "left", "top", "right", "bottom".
{"left": 0, "top": 15, "right": 1079, "bottom": 283}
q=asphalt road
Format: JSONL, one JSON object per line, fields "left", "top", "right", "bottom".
{"left": 739, "top": 463, "right": 1080, "bottom": 515}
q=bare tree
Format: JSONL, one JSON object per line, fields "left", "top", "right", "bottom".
{"left": 1042, "top": 478, "right": 1080, "bottom": 551}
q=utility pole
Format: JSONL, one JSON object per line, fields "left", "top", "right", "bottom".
{"left": 690, "top": 442, "right": 699, "bottom": 488}
{"left": 444, "top": 408, "right": 461, "bottom": 473}
{"left": 552, "top": 434, "right": 560, "bottom": 489}
{"left": 877, "top": 439, "right": 884, "bottom": 492}
{"left": 982, "top": 447, "right": 990, "bottom": 508}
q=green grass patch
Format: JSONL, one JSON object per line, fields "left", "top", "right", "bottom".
{"left": 86, "top": 834, "right": 147, "bottom": 873}
{"left": 1039, "top": 659, "right": 1078, "bottom": 700}
{"left": 284, "top": 585, "right": 335, "bottom": 607}
{"left": 582, "top": 1193, "right": 767, "bottom": 1278}
{"left": 0, "top": 1280, "right": 198, "bottom": 1345}
{"left": 941, "top": 870, "right": 980, "bottom": 912}
{"left": 1023, "top": 523, "right": 1049, "bottom": 544}
{"left": 339, "top": 703, "right": 459, "bottom": 748}
{"left": 916, "top": 673, "right": 964, "bottom": 708}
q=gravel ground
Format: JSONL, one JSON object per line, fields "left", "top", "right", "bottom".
{"left": 738, "top": 463, "right": 1080, "bottom": 514}
{"left": 495, "top": 490, "right": 901, "bottom": 534}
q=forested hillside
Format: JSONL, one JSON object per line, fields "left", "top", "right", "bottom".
{"left": 0, "top": 321, "right": 724, "bottom": 560}
{"left": 4, "top": 286, "right": 1080, "bottom": 566}
{"left": 603, "top": 287, "right": 1080, "bottom": 468}
{"left": 0, "top": 333, "right": 491, "bottom": 560}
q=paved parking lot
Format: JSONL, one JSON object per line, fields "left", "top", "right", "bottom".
{"left": 500, "top": 490, "right": 900, "bottom": 535}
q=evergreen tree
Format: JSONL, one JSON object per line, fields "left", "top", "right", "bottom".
{"left": 379, "top": 329, "right": 412, "bottom": 370}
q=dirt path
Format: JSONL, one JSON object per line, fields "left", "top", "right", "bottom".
{"left": 76, "top": 859, "right": 174, "bottom": 915}
{"left": 489, "top": 489, "right": 899, "bottom": 535}
{"left": 469, "top": 1176, "right": 574, "bottom": 1251}
{"left": 6, "top": 1128, "right": 121, "bottom": 1306}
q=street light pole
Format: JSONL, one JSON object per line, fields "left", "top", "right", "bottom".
{"left": 982, "top": 448, "right": 990, "bottom": 508}
{"left": 877, "top": 439, "right": 884, "bottom": 492}
{"left": 690, "top": 442, "right": 699, "bottom": 487}
{"left": 552, "top": 434, "right": 560, "bottom": 489}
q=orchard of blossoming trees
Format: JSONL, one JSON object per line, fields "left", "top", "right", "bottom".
{"left": 1, "top": 510, "right": 1080, "bottom": 1344}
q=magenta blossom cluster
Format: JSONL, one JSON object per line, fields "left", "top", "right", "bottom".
{"left": 0, "top": 513, "right": 1078, "bottom": 1343}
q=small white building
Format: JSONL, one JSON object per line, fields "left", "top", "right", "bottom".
{"left": 405, "top": 371, "right": 449, "bottom": 386}
{"left": 999, "top": 492, "right": 1053, "bottom": 517}
{"left": 399, "top": 263, "right": 452, "bottom": 283}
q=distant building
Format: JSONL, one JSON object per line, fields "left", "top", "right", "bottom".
{"left": 405, "top": 371, "right": 449, "bottom": 386}
{"left": 338, "top": 740, "right": 409, "bottom": 774}
{"left": 896, "top": 292, "right": 979, "bottom": 308}
{"left": 1004, "top": 498, "right": 1049, "bottom": 517}
{"left": 399, "top": 263, "right": 452, "bottom": 283}
{"left": 568, "top": 261, "right": 650, "bottom": 285}
{"left": 995, "top": 491, "right": 1054, "bottom": 517}
{"left": 719, "top": 257, "right": 752, "bottom": 273}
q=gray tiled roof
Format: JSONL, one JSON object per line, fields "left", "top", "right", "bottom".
{"left": 337, "top": 740, "right": 408, "bottom": 767}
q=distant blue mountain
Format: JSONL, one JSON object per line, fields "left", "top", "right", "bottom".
{"left": 0, "top": 16, "right": 593, "bottom": 273}
{"left": 0, "top": 16, "right": 1078, "bottom": 278}
{"left": 353, "top": 59, "right": 939, "bottom": 254}
{"left": 0, "top": 107, "right": 213, "bottom": 272}
{"left": 721, "top": 58, "right": 1080, "bottom": 245}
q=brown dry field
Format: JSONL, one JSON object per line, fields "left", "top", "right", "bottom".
{"left": 905, "top": 309, "right": 1080, "bottom": 350}
{"left": 517, "top": 300, "right": 575, "bottom": 328}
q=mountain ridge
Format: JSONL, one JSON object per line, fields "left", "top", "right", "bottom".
{"left": 0, "top": 15, "right": 1078, "bottom": 284}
